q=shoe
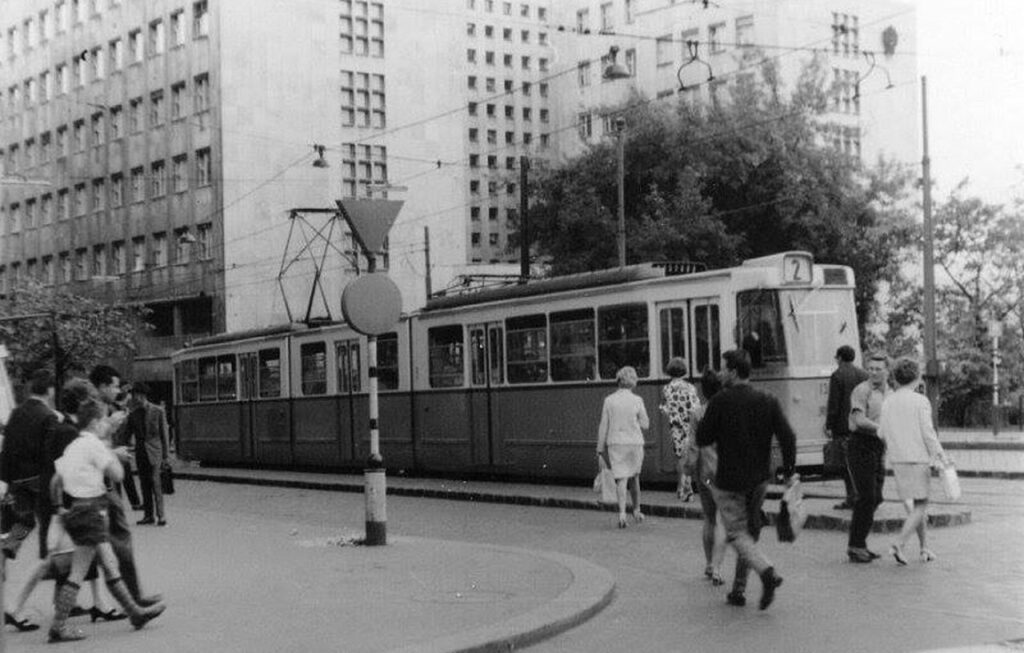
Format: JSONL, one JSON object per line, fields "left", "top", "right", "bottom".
{"left": 157, "top": 519, "right": 167, "bottom": 526}
{"left": 632, "top": 510, "right": 644, "bottom": 523}
{"left": 833, "top": 501, "right": 854, "bottom": 510}
{"left": 866, "top": 549, "right": 881, "bottom": 560}
{"left": 617, "top": 515, "right": 628, "bottom": 529}
{"left": 726, "top": 591, "right": 746, "bottom": 607}
{"left": 136, "top": 517, "right": 155, "bottom": 526}
{"left": 710, "top": 572, "right": 724, "bottom": 586}
{"left": 89, "top": 607, "right": 128, "bottom": 623}
{"left": 847, "top": 547, "right": 874, "bottom": 563}
{"left": 920, "top": 548, "right": 936, "bottom": 563}
{"left": 4, "top": 612, "right": 40, "bottom": 632}
{"left": 48, "top": 625, "right": 87, "bottom": 642}
{"left": 891, "top": 544, "right": 908, "bottom": 566}
{"left": 68, "top": 605, "right": 89, "bottom": 618}
{"left": 759, "top": 568, "right": 783, "bottom": 610}
{"left": 136, "top": 594, "right": 164, "bottom": 608}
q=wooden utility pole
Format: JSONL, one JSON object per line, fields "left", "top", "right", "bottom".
{"left": 921, "top": 76, "right": 939, "bottom": 413}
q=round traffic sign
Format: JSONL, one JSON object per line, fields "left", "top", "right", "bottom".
{"left": 341, "top": 273, "right": 402, "bottom": 335}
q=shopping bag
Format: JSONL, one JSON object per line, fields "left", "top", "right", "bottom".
{"left": 939, "top": 463, "right": 961, "bottom": 501}
{"left": 593, "top": 457, "right": 617, "bottom": 505}
{"left": 160, "top": 462, "right": 175, "bottom": 495}
{"left": 776, "top": 477, "right": 807, "bottom": 543}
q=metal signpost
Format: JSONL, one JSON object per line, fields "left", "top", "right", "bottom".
{"left": 337, "top": 199, "right": 403, "bottom": 546}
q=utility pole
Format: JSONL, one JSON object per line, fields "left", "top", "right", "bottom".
{"left": 921, "top": 76, "right": 939, "bottom": 414}
{"left": 423, "top": 227, "right": 432, "bottom": 298}
{"left": 616, "top": 118, "right": 626, "bottom": 268}
{"left": 519, "top": 156, "right": 530, "bottom": 282}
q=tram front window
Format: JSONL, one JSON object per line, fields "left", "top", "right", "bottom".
{"left": 779, "top": 288, "right": 858, "bottom": 368}
{"left": 737, "top": 290, "right": 786, "bottom": 368}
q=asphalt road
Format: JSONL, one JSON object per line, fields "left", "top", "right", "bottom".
{"left": 5, "top": 477, "right": 1023, "bottom": 653}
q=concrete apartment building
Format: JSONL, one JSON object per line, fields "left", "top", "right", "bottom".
{"left": 1, "top": 0, "right": 915, "bottom": 393}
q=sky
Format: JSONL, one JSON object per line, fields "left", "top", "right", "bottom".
{"left": 913, "top": 0, "right": 1024, "bottom": 207}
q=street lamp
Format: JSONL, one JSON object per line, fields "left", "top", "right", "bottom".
{"left": 602, "top": 46, "right": 630, "bottom": 268}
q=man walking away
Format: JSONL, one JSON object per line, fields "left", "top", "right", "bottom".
{"left": 124, "top": 383, "right": 170, "bottom": 526}
{"left": 846, "top": 354, "right": 892, "bottom": 562}
{"left": 1, "top": 370, "right": 59, "bottom": 559}
{"left": 697, "top": 349, "right": 796, "bottom": 610}
{"left": 825, "top": 345, "right": 868, "bottom": 509}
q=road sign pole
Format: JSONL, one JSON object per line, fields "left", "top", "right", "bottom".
{"left": 364, "top": 253, "right": 385, "bottom": 545}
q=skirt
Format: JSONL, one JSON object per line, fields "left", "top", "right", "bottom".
{"left": 892, "top": 463, "right": 931, "bottom": 501}
{"left": 63, "top": 497, "right": 111, "bottom": 546}
{"left": 608, "top": 444, "right": 644, "bottom": 480}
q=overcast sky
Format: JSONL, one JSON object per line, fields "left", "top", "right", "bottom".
{"left": 913, "top": 0, "right": 1024, "bottom": 207}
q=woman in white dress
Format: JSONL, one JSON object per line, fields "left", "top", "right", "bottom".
{"left": 596, "top": 366, "right": 650, "bottom": 528}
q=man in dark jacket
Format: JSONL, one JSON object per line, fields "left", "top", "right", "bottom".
{"left": 1, "top": 369, "right": 59, "bottom": 559}
{"left": 825, "top": 345, "right": 868, "bottom": 509}
{"left": 697, "top": 349, "right": 796, "bottom": 610}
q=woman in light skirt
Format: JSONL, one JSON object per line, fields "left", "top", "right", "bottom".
{"left": 596, "top": 366, "right": 650, "bottom": 528}
{"left": 878, "top": 357, "right": 951, "bottom": 564}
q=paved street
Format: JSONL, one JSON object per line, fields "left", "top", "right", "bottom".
{"left": 4, "top": 475, "right": 1022, "bottom": 653}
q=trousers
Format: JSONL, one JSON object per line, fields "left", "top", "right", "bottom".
{"left": 711, "top": 481, "right": 770, "bottom": 592}
{"left": 847, "top": 435, "right": 886, "bottom": 549}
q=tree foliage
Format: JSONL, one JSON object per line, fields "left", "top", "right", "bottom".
{"left": 0, "top": 281, "right": 146, "bottom": 388}
{"left": 524, "top": 59, "right": 915, "bottom": 333}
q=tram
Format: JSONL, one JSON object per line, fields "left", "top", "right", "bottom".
{"left": 171, "top": 251, "right": 859, "bottom": 483}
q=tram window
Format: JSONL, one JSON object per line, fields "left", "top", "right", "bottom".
{"left": 177, "top": 360, "right": 198, "bottom": 403}
{"left": 550, "top": 308, "right": 595, "bottom": 381}
{"left": 597, "top": 304, "right": 649, "bottom": 379}
{"left": 198, "top": 357, "right": 218, "bottom": 401}
{"left": 506, "top": 314, "right": 548, "bottom": 383}
{"left": 335, "top": 339, "right": 361, "bottom": 393}
{"left": 377, "top": 332, "right": 399, "bottom": 390}
{"left": 217, "top": 355, "right": 237, "bottom": 400}
{"left": 737, "top": 290, "right": 786, "bottom": 368}
{"left": 694, "top": 304, "right": 721, "bottom": 373}
{"left": 300, "top": 342, "right": 328, "bottom": 395}
{"left": 659, "top": 307, "right": 688, "bottom": 375}
{"left": 429, "top": 325, "right": 465, "bottom": 388}
{"left": 258, "top": 348, "right": 281, "bottom": 398}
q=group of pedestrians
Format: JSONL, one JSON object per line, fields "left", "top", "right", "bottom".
{"left": 596, "top": 349, "right": 796, "bottom": 611}
{"left": 825, "top": 348, "right": 952, "bottom": 565}
{"left": 0, "top": 365, "right": 171, "bottom": 642}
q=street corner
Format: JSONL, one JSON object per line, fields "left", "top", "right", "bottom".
{"left": 384, "top": 536, "right": 616, "bottom": 653}
{"left": 918, "top": 637, "right": 1024, "bottom": 652}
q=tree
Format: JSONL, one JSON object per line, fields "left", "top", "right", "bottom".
{"left": 524, "top": 58, "right": 915, "bottom": 333}
{"left": 0, "top": 281, "right": 147, "bottom": 390}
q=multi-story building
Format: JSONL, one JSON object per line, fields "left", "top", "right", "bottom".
{"left": 549, "top": 0, "right": 917, "bottom": 166}
{"left": 1, "top": 0, "right": 915, "bottom": 393}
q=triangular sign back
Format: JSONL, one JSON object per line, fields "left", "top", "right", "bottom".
{"left": 336, "top": 199, "right": 404, "bottom": 255}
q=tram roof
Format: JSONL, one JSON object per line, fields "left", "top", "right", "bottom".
{"left": 423, "top": 261, "right": 706, "bottom": 312}
{"left": 185, "top": 322, "right": 312, "bottom": 348}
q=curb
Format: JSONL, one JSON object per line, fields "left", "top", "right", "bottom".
{"left": 920, "top": 637, "right": 1024, "bottom": 652}
{"left": 389, "top": 542, "right": 616, "bottom": 653}
{"left": 175, "top": 471, "right": 972, "bottom": 532}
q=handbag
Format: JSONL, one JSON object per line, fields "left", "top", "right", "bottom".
{"left": 939, "top": 462, "right": 961, "bottom": 501}
{"left": 593, "top": 456, "right": 617, "bottom": 505}
{"left": 776, "top": 477, "right": 807, "bottom": 543}
{"left": 160, "top": 462, "right": 175, "bottom": 496}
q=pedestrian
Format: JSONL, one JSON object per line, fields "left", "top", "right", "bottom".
{"left": 87, "top": 366, "right": 162, "bottom": 606}
{"left": 0, "top": 369, "right": 60, "bottom": 561}
{"left": 878, "top": 357, "right": 951, "bottom": 565}
{"left": 122, "top": 383, "right": 170, "bottom": 527}
{"left": 825, "top": 345, "right": 868, "bottom": 510}
{"left": 696, "top": 349, "right": 796, "bottom": 610}
{"left": 846, "top": 353, "right": 892, "bottom": 563}
{"left": 87, "top": 367, "right": 139, "bottom": 509}
{"left": 681, "top": 367, "right": 727, "bottom": 586}
{"left": 47, "top": 393, "right": 165, "bottom": 642}
{"left": 596, "top": 366, "right": 650, "bottom": 529}
{"left": 114, "top": 386, "right": 143, "bottom": 511}
{"left": 659, "top": 357, "right": 700, "bottom": 502}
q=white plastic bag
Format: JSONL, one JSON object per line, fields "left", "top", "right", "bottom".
{"left": 594, "top": 456, "right": 617, "bottom": 505}
{"left": 940, "top": 463, "right": 961, "bottom": 501}
{"left": 776, "top": 476, "right": 807, "bottom": 543}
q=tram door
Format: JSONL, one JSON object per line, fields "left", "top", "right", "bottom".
{"left": 468, "top": 322, "right": 504, "bottom": 467}
{"left": 335, "top": 340, "right": 361, "bottom": 461}
{"left": 656, "top": 303, "right": 690, "bottom": 472}
{"left": 238, "top": 352, "right": 258, "bottom": 462}
{"left": 690, "top": 299, "right": 721, "bottom": 376}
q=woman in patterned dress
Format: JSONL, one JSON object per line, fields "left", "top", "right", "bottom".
{"left": 660, "top": 358, "right": 701, "bottom": 501}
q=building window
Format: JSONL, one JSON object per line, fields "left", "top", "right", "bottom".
{"left": 152, "top": 232, "right": 167, "bottom": 268}
{"left": 832, "top": 13, "right": 859, "bottom": 57}
{"left": 193, "top": 1, "right": 209, "bottom": 38}
{"left": 112, "top": 241, "right": 125, "bottom": 274}
{"left": 39, "top": 71, "right": 50, "bottom": 102}
{"left": 59, "top": 252, "right": 71, "bottom": 283}
{"left": 150, "top": 160, "right": 166, "bottom": 197}
{"left": 43, "top": 256, "right": 55, "bottom": 285}
{"left": 171, "top": 82, "right": 186, "bottom": 120}
{"left": 73, "top": 184, "right": 87, "bottom": 216}
{"left": 577, "top": 61, "right": 591, "bottom": 87}
{"left": 56, "top": 64, "right": 68, "bottom": 94}
{"left": 467, "top": 48, "right": 476, "bottom": 63}
{"left": 89, "top": 46, "right": 104, "bottom": 79}
{"left": 109, "top": 38, "right": 123, "bottom": 71}
{"left": 625, "top": 48, "right": 636, "bottom": 76}
{"left": 173, "top": 155, "right": 188, "bottom": 192}
{"left": 196, "top": 223, "right": 211, "bottom": 259}
{"left": 577, "top": 112, "right": 592, "bottom": 139}
{"left": 56, "top": 189, "right": 69, "bottom": 220}
{"left": 91, "top": 112, "right": 104, "bottom": 145}
{"left": 91, "top": 178, "right": 105, "bottom": 210}
{"left": 40, "top": 194, "right": 52, "bottom": 224}
{"left": 129, "top": 97, "right": 142, "bottom": 132}
{"left": 735, "top": 15, "right": 754, "bottom": 47}
{"left": 129, "top": 29, "right": 143, "bottom": 63}
{"left": 109, "top": 105, "right": 122, "bottom": 139}
{"left": 131, "top": 167, "right": 144, "bottom": 202}
{"left": 149, "top": 90, "right": 164, "bottom": 126}
{"left": 92, "top": 245, "right": 105, "bottom": 277}
{"left": 196, "top": 148, "right": 211, "bottom": 186}
{"left": 600, "top": 2, "right": 613, "bottom": 31}
{"left": 467, "top": 75, "right": 477, "bottom": 90}
{"left": 110, "top": 173, "right": 123, "bottom": 207}
{"left": 340, "top": 0, "right": 384, "bottom": 58}
{"left": 132, "top": 237, "right": 145, "bottom": 271}
{"left": 148, "top": 19, "right": 164, "bottom": 55}
{"left": 73, "top": 120, "right": 85, "bottom": 151}
{"left": 170, "top": 10, "right": 185, "bottom": 46}
{"left": 24, "top": 199, "right": 36, "bottom": 229}
{"left": 576, "top": 8, "right": 589, "bottom": 32}
{"left": 709, "top": 22, "right": 726, "bottom": 54}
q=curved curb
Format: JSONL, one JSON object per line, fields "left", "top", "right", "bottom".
{"left": 387, "top": 540, "right": 616, "bottom": 653}
{"left": 919, "top": 637, "right": 1024, "bottom": 652}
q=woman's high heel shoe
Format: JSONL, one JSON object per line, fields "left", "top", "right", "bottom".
{"left": 920, "top": 548, "right": 936, "bottom": 563}
{"left": 4, "top": 612, "right": 40, "bottom": 632}
{"left": 89, "top": 607, "right": 128, "bottom": 623}
{"left": 890, "top": 544, "right": 908, "bottom": 566}
{"left": 617, "top": 515, "right": 628, "bottom": 529}
{"left": 632, "top": 510, "right": 644, "bottom": 523}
